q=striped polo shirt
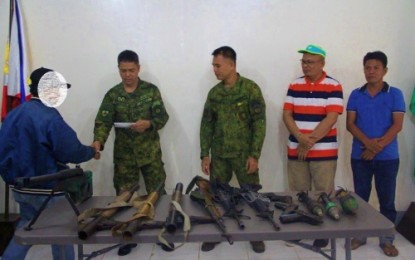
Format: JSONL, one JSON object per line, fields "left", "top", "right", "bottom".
{"left": 283, "top": 71, "right": 344, "bottom": 160}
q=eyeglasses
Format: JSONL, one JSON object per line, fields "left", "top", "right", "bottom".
{"left": 300, "top": 59, "right": 322, "bottom": 66}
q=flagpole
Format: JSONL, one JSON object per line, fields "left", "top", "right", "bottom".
{"left": 3, "top": 0, "right": 14, "bottom": 220}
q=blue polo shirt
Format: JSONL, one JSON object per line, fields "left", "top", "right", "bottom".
{"left": 346, "top": 82, "right": 405, "bottom": 160}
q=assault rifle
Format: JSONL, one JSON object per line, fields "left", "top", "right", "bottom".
{"left": 186, "top": 176, "right": 233, "bottom": 244}
{"left": 211, "top": 180, "right": 247, "bottom": 229}
{"left": 239, "top": 184, "right": 280, "bottom": 231}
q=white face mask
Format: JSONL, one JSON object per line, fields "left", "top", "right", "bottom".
{"left": 37, "top": 71, "right": 68, "bottom": 107}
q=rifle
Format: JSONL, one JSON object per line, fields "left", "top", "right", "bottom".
{"left": 15, "top": 168, "right": 85, "bottom": 189}
{"left": 274, "top": 201, "right": 323, "bottom": 225}
{"left": 186, "top": 176, "right": 233, "bottom": 244}
{"left": 211, "top": 180, "right": 247, "bottom": 229}
{"left": 78, "top": 183, "right": 139, "bottom": 240}
{"left": 239, "top": 184, "right": 280, "bottom": 231}
{"left": 297, "top": 191, "right": 324, "bottom": 217}
{"left": 122, "top": 182, "right": 164, "bottom": 240}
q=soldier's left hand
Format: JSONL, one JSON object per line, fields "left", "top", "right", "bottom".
{"left": 132, "top": 120, "right": 151, "bottom": 133}
{"left": 246, "top": 156, "right": 258, "bottom": 174}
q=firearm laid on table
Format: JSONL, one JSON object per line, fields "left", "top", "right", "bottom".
{"left": 158, "top": 182, "right": 215, "bottom": 251}
{"left": 78, "top": 184, "right": 140, "bottom": 240}
{"left": 121, "top": 183, "right": 165, "bottom": 240}
{"left": 185, "top": 176, "right": 233, "bottom": 244}
{"left": 274, "top": 197, "right": 323, "bottom": 225}
{"left": 261, "top": 192, "right": 294, "bottom": 205}
{"left": 164, "top": 182, "right": 214, "bottom": 233}
{"left": 239, "top": 184, "right": 280, "bottom": 231}
{"left": 211, "top": 179, "right": 247, "bottom": 229}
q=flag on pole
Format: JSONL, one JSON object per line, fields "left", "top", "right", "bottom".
{"left": 1, "top": 0, "right": 30, "bottom": 122}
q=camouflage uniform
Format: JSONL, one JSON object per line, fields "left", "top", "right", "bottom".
{"left": 200, "top": 74, "right": 266, "bottom": 185}
{"left": 94, "top": 79, "right": 169, "bottom": 194}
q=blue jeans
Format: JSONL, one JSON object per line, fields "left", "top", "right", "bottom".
{"left": 351, "top": 159, "right": 399, "bottom": 245}
{"left": 2, "top": 191, "right": 74, "bottom": 260}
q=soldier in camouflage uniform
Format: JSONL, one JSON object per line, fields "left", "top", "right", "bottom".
{"left": 200, "top": 46, "right": 266, "bottom": 253}
{"left": 93, "top": 50, "right": 169, "bottom": 196}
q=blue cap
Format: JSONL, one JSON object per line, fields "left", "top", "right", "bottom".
{"left": 298, "top": 44, "right": 326, "bottom": 58}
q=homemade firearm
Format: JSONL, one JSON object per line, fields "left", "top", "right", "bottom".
{"left": 186, "top": 176, "right": 233, "bottom": 244}
{"left": 318, "top": 192, "right": 340, "bottom": 220}
{"left": 239, "top": 184, "right": 280, "bottom": 231}
{"left": 78, "top": 183, "right": 139, "bottom": 240}
{"left": 123, "top": 183, "right": 164, "bottom": 240}
{"left": 297, "top": 191, "right": 324, "bottom": 217}
{"left": 335, "top": 187, "right": 358, "bottom": 215}
{"left": 274, "top": 200, "right": 323, "bottom": 225}
{"left": 261, "top": 192, "right": 293, "bottom": 204}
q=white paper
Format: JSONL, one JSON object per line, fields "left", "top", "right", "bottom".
{"left": 114, "top": 122, "right": 134, "bottom": 128}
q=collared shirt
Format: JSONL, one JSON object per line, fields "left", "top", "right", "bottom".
{"left": 346, "top": 82, "right": 406, "bottom": 160}
{"left": 283, "top": 71, "right": 344, "bottom": 161}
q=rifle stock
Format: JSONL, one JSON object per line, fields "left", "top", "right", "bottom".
{"left": 187, "top": 176, "right": 234, "bottom": 244}
{"left": 78, "top": 183, "right": 139, "bottom": 240}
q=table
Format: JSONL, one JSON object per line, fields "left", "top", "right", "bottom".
{"left": 15, "top": 192, "right": 395, "bottom": 259}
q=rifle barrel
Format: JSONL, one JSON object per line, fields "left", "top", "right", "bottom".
{"left": 78, "top": 215, "right": 105, "bottom": 240}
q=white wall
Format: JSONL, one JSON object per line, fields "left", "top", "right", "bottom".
{"left": 1, "top": 0, "right": 415, "bottom": 213}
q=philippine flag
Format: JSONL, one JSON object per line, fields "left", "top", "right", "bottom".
{"left": 1, "top": 0, "right": 30, "bottom": 122}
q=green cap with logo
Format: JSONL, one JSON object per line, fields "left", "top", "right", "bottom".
{"left": 298, "top": 44, "right": 326, "bottom": 58}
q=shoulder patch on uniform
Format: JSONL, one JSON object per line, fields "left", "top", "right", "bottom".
{"left": 102, "top": 110, "right": 109, "bottom": 117}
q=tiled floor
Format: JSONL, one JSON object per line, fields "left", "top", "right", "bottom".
{"left": 21, "top": 233, "right": 414, "bottom": 259}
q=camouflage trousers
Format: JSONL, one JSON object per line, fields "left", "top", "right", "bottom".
{"left": 209, "top": 156, "right": 260, "bottom": 186}
{"left": 114, "top": 159, "right": 166, "bottom": 195}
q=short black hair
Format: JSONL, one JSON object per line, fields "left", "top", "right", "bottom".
{"left": 118, "top": 50, "right": 139, "bottom": 65}
{"left": 212, "top": 46, "right": 237, "bottom": 62}
{"left": 363, "top": 51, "right": 388, "bottom": 68}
